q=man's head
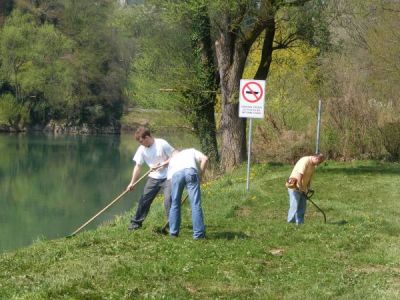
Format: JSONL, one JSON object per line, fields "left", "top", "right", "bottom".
{"left": 134, "top": 126, "right": 154, "bottom": 147}
{"left": 311, "top": 153, "right": 325, "bottom": 165}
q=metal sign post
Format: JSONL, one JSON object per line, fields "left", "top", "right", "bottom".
{"left": 246, "top": 118, "right": 253, "bottom": 192}
{"left": 239, "top": 79, "right": 266, "bottom": 192}
{"left": 316, "top": 100, "right": 322, "bottom": 154}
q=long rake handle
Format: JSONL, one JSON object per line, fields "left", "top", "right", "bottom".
{"left": 161, "top": 194, "right": 189, "bottom": 232}
{"left": 307, "top": 198, "right": 327, "bottom": 223}
{"left": 68, "top": 169, "right": 151, "bottom": 237}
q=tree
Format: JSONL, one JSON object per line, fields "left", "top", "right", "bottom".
{"left": 183, "top": 3, "right": 219, "bottom": 163}
{"left": 0, "top": 10, "right": 73, "bottom": 129}
{"left": 315, "top": 0, "right": 400, "bottom": 159}
{"left": 6, "top": 0, "right": 129, "bottom": 129}
{"left": 123, "top": 2, "right": 220, "bottom": 162}
{"left": 246, "top": 41, "right": 321, "bottom": 162}
{"left": 0, "top": 0, "right": 14, "bottom": 26}
{"left": 126, "top": 0, "right": 329, "bottom": 168}
{"left": 211, "top": 0, "right": 328, "bottom": 170}
{"left": 60, "top": 0, "right": 126, "bottom": 127}
{"left": 0, "top": 93, "right": 29, "bottom": 129}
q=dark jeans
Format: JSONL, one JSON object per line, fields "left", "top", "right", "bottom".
{"left": 130, "top": 177, "right": 171, "bottom": 226}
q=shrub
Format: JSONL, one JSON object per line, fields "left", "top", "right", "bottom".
{"left": 0, "top": 93, "right": 29, "bottom": 130}
{"left": 380, "top": 122, "right": 400, "bottom": 161}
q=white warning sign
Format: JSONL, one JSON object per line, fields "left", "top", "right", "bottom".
{"left": 239, "top": 79, "right": 266, "bottom": 119}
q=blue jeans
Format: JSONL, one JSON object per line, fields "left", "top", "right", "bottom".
{"left": 287, "top": 189, "right": 307, "bottom": 224}
{"left": 130, "top": 178, "right": 171, "bottom": 226}
{"left": 169, "top": 168, "right": 205, "bottom": 239}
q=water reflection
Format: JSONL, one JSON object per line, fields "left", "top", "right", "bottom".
{"left": 0, "top": 131, "right": 197, "bottom": 253}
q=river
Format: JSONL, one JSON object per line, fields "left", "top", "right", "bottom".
{"left": 0, "top": 131, "right": 198, "bottom": 253}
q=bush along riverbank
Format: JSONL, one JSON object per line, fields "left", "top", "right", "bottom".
{"left": 1, "top": 161, "right": 399, "bottom": 299}
{"left": 0, "top": 109, "right": 190, "bottom": 134}
{"left": 0, "top": 120, "right": 121, "bottom": 135}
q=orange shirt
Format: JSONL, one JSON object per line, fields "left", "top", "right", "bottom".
{"left": 289, "top": 156, "right": 315, "bottom": 192}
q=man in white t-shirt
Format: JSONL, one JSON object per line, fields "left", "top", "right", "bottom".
{"left": 167, "top": 148, "right": 208, "bottom": 239}
{"left": 126, "top": 127, "right": 175, "bottom": 231}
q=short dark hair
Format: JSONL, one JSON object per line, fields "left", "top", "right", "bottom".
{"left": 134, "top": 126, "right": 151, "bottom": 141}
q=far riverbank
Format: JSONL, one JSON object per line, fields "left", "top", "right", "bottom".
{"left": 0, "top": 108, "right": 191, "bottom": 134}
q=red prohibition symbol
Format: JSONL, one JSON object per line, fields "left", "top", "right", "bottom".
{"left": 242, "top": 81, "right": 263, "bottom": 103}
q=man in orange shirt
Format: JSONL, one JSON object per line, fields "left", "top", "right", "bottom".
{"left": 286, "top": 154, "right": 325, "bottom": 224}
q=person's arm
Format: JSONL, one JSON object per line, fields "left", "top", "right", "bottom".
{"left": 292, "top": 156, "right": 308, "bottom": 192}
{"left": 127, "top": 164, "right": 142, "bottom": 191}
{"left": 301, "top": 160, "right": 315, "bottom": 193}
{"left": 153, "top": 149, "right": 178, "bottom": 170}
{"left": 296, "top": 173, "right": 305, "bottom": 192}
{"left": 198, "top": 154, "right": 209, "bottom": 182}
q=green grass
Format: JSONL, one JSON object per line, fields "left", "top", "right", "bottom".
{"left": 121, "top": 108, "right": 189, "bottom": 131}
{"left": 1, "top": 161, "right": 400, "bottom": 299}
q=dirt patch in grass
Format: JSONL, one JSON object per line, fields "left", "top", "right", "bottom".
{"left": 234, "top": 206, "right": 251, "bottom": 217}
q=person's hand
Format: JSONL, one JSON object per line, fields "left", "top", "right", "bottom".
{"left": 126, "top": 183, "right": 135, "bottom": 192}
{"left": 306, "top": 189, "right": 315, "bottom": 199}
{"left": 152, "top": 161, "right": 168, "bottom": 170}
{"left": 151, "top": 163, "right": 161, "bottom": 171}
{"left": 160, "top": 160, "right": 169, "bottom": 167}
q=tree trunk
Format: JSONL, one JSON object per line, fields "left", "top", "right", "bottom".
{"left": 254, "top": 19, "right": 275, "bottom": 80}
{"left": 215, "top": 22, "right": 250, "bottom": 170}
{"left": 212, "top": 2, "right": 276, "bottom": 171}
{"left": 220, "top": 102, "right": 247, "bottom": 170}
{"left": 192, "top": 95, "right": 219, "bottom": 163}
{"left": 211, "top": 1, "right": 295, "bottom": 170}
{"left": 186, "top": 5, "right": 220, "bottom": 164}
{"left": 0, "top": 0, "right": 13, "bottom": 25}
{"left": 118, "top": 0, "right": 127, "bottom": 7}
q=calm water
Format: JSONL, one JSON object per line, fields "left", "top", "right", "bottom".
{"left": 0, "top": 131, "right": 197, "bottom": 253}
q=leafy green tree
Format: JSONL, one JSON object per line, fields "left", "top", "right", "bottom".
{"left": 1, "top": 0, "right": 128, "bottom": 129}
{"left": 210, "top": 0, "right": 329, "bottom": 169}
{"left": 178, "top": 3, "right": 219, "bottom": 162}
{"left": 58, "top": 0, "right": 126, "bottom": 126}
{"left": 0, "top": 10, "right": 73, "bottom": 128}
{"left": 380, "top": 122, "right": 400, "bottom": 161}
{"left": 13, "top": 0, "right": 64, "bottom": 25}
{"left": 123, "top": 2, "right": 219, "bottom": 162}
{"left": 315, "top": 0, "right": 400, "bottom": 159}
{"left": 127, "top": 0, "right": 330, "bottom": 169}
{"left": 126, "top": 0, "right": 329, "bottom": 168}
{"left": 246, "top": 41, "right": 321, "bottom": 162}
{"left": 0, "top": 0, "right": 14, "bottom": 26}
{"left": 0, "top": 93, "right": 29, "bottom": 129}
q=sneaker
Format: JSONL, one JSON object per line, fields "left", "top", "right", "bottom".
{"left": 128, "top": 222, "right": 142, "bottom": 231}
{"left": 194, "top": 234, "right": 206, "bottom": 240}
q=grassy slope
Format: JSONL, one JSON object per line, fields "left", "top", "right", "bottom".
{"left": 1, "top": 161, "right": 399, "bottom": 299}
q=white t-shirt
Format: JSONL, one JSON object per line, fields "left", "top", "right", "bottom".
{"left": 167, "top": 148, "right": 205, "bottom": 179}
{"left": 133, "top": 138, "right": 174, "bottom": 179}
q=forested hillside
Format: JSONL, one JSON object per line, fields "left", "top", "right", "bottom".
{"left": 0, "top": 0, "right": 128, "bottom": 132}
{"left": 0, "top": 0, "right": 399, "bottom": 164}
